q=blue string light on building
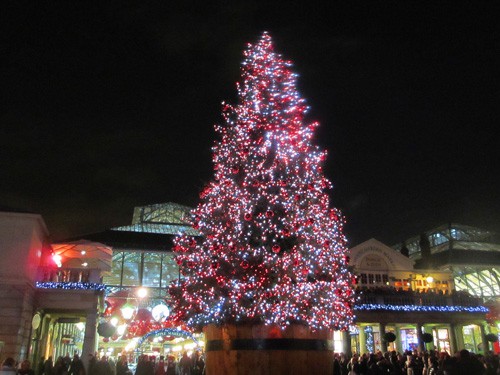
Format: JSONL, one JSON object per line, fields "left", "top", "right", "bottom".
{"left": 355, "top": 304, "right": 488, "bottom": 313}
{"left": 365, "top": 326, "right": 374, "bottom": 353}
{"left": 36, "top": 281, "right": 107, "bottom": 291}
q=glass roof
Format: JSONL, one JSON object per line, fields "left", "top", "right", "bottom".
{"left": 112, "top": 202, "right": 198, "bottom": 236}
{"left": 454, "top": 267, "right": 500, "bottom": 298}
{"left": 392, "top": 223, "right": 498, "bottom": 258}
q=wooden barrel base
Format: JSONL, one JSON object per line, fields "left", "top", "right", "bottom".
{"left": 203, "top": 324, "right": 334, "bottom": 375}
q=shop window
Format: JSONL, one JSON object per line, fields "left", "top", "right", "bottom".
{"left": 382, "top": 274, "right": 388, "bottom": 284}
{"left": 360, "top": 274, "right": 368, "bottom": 284}
{"left": 333, "top": 331, "right": 343, "bottom": 353}
{"left": 400, "top": 329, "right": 419, "bottom": 352}
{"left": 462, "top": 325, "right": 481, "bottom": 353}
{"left": 375, "top": 274, "right": 382, "bottom": 283}
{"left": 368, "top": 274, "right": 374, "bottom": 284}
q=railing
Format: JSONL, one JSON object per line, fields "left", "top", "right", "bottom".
{"left": 355, "top": 289, "right": 484, "bottom": 307}
{"left": 37, "top": 266, "right": 100, "bottom": 284}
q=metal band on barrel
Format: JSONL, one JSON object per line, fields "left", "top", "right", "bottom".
{"left": 205, "top": 338, "right": 334, "bottom": 351}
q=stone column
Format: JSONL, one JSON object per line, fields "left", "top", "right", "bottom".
{"left": 379, "top": 323, "right": 387, "bottom": 352}
{"left": 342, "top": 330, "right": 352, "bottom": 358}
{"left": 81, "top": 310, "right": 97, "bottom": 371}
{"left": 479, "top": 324, "right": 488, "bottom": 353}
{"left": 395, "top": 326, "right": 403, "bottom": 353}
{"left": 416, "top": 323, "right": 425, "bottom": 353}
{"left": 358, "top": 325, "right": 367, "bottom": 355}
{"left": 448, "top": 323, "right": 458, "bottom": 354}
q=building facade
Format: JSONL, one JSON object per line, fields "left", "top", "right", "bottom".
{"left": 348, "top": 238, "right": 495, "bottom": 355}
{"left": 0, "top": 208, "right": 50, "bottom": 361}
{"left": 1, "top": 204, "right": 498, "bottom": 368}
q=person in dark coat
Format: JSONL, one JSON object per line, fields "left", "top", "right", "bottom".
{"left": 87, "top": 355, "right": 97, "bottom": 375}
{"left": 43, "top": 357, "right": 53, "bottom": 375}
{"left": 190, "top": 351, "right": 204, "bottom": 375}
{"left": 53, "top": 357, "right": 66, "bottom": 375}
{"left": 93, "top": 356, "right": 113, "bottom": 375}
{"left": 154, "top": 356, "right": 165, "bottom": 375}
{"left": 134, "top": 355, "right": 153, "bottom": 375}
{"left": 115, "top": 355, "right": 130, "bottom": 375}
{"left": 453, "top": 349, "right": 485, "bottom": 375}
{"left": 0, "top": 357, "right": 17, "bottom": 374}
{"left": 332, "top": 353, "right": 341, "bottom": 375}
{"left": 347, "top": 355, "right": 361, "bottom": 375}
{"left": 178, "top": 353, "right": 191, "bottom": 375}
{"left": 37, "top": 357, "right": 45, "bottom": 375}
{"left": 165, "top": 356, "right": 176, "bottom": 375}
{"left": 339, "top": 353, "right": 349, "bottom": 375}
{"left": 18, "top": 360, "right": 35, "bottom": 375}
{"left": 68, "top": 354, "right": 85, "bottom": 375}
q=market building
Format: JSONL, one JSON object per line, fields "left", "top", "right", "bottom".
{"left": 0, "top": 204, "right": 498, "bottom": 369}
{"left": 347, "top": 238, "right": 496, "bottom": 355}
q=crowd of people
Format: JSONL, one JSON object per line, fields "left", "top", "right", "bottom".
{"left": 20, "top": 351, "right": 207, "bottom": 375}
{"left": 128, "top": 352, "right": 205, "bottom": 375}
{"left": 6, "top": 351, "right": 206, "bottom": 375}
{"left": 2, "top": 348, "right": 498, "bottom": 374}
{"left": 333, "top": 349, "right": 499, "bottom": 375}
{"left": 0, "top": 354, "right": 85, "bottom": 375}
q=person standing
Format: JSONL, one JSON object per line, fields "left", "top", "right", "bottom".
{"left": 178, "top": 353, "right": 191, "bottom": 375}
{"left": 43, "top": 357, "right": 53, "bottom": 375}
{"left": 68, "top": 354, "right": 85, "bottom": 375}
{"left": 135, "top": 355, "right": 153, "bottom": 375}
{"left": 53, "top": 357, "right": 66, "bottom": 375}
{"left": 190, "top": 352, "right": 204, "bottom": 375}
{"left": 165, "top": 356, "right": 176, "bottom": 375}
{"left": 94, "top": 356, "right": 113, "bottom": 375}
{"left": 17, "top": 360, "right": 35, "bottom": 375}
{"left": 154, "top": 356, "right": 165, "bottom": 375}
{"left": 62, "top": 354, "right": 72, "bottom": 374}
{"left": 0, "top": 357, "right": 17, "bottom": 374}
{"left": 87, "top": 354, "right": 97, "bottom": 375}
{"left": 115, "top": 355, "right": 130, "bottom": 375}
{"left": 338, "top": 353, "right": 349, "bottom": 375}
{"left": 37, "top": 357, "right": 45, "bottom": 375}
{"left": 347, "top": 355, "right": 361, "bottom": 375}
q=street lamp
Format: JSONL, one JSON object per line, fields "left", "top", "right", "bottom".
{"left": 121, "top": 303, "right": 136, "bottom": 320}
{"left": 137, "top": 287, "right": 148, "bottom": 299}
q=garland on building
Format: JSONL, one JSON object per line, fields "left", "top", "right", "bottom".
{"left": 170, "top": 32, "right": 355, "bottom": 331}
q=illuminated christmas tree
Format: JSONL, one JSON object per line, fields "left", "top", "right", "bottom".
{"left": 170, "top": 32, "right": 354, "bottom": 331}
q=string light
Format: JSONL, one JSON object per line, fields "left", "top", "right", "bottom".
{"left": 355, "top": 304, "right": 489, "bottom": 313}
{"left": 365, "top": 326, "right": 374, "bottom": 353}
{"left": 36, "top": 281, "right": 106, "bottom": 291}
{"left": 169, "top": 32, "right": 355, "bottom": 331}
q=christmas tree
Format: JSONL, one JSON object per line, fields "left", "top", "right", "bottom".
{"left": 170, "top": 32, "right": 354, "bottom": 331}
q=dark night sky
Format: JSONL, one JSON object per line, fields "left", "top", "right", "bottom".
{"left": 1, "top": 1, "right": 498, "bottom": 246}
